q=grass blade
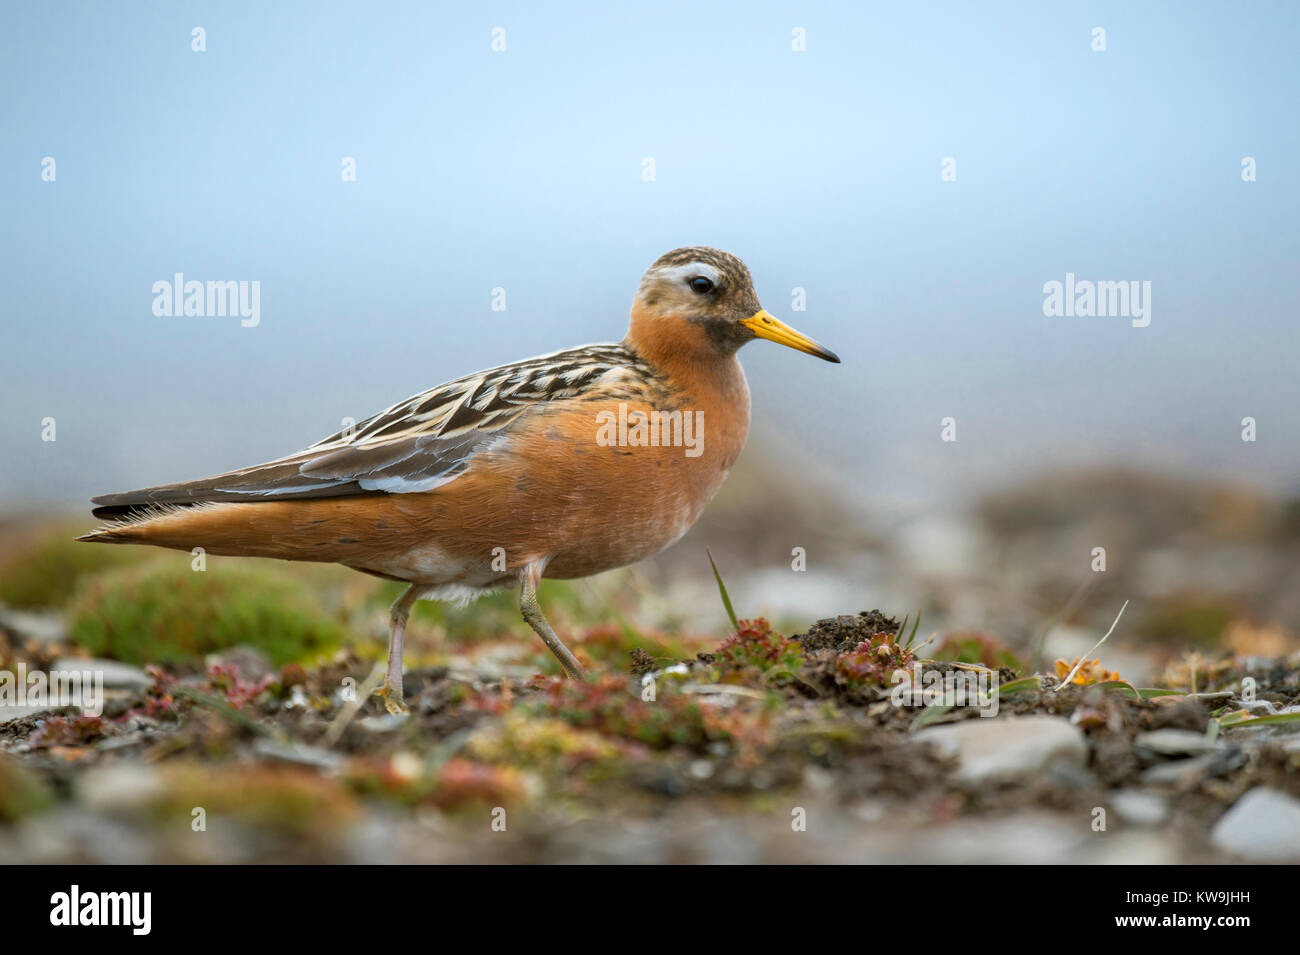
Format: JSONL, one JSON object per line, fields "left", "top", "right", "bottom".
{"left": 1218, "top": 711, "right": 1300, "bottom": 730}
{"left": 1051, "top": 600, "right": 1129, "bottom": 693}
{"left": 910, "top": 703, "right": 954, "bottom": 732}
{"left": 905, "top": 611, "right": 921, "bottom": 650}
{"left": 705, "top": 546, "right": 739, "bottom": 632}
{"left": 908, "top": 673, "right": 1042, "bottom": 732}
{"left": 995, "top": 675, "right": 1043, "bottom": 697}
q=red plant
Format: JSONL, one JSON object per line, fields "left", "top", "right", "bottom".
{"left": 835, "top": 632, "right": 915, "bottom": 689}
{"left": 716, "top": 618, "right": 803, "bottom": 677}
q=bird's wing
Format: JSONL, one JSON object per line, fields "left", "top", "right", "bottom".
{"left": 91, "top": 343, "right": 657, "bottom": 519}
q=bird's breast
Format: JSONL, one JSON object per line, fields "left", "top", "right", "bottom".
{"left": 517, "top": 374, "right": 748, "bottom": 578}
{"left": 362, "top": 357, "right": 751, "bottom": 584}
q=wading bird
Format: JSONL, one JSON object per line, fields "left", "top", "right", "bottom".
{"left": 81, "top": 248, "right": 839, "bottom": 712}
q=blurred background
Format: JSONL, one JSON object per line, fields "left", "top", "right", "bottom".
{"left": 2, "top": 1, "right": 1298, "bottom": 676}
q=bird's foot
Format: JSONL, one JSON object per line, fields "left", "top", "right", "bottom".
{"left": 376, "top": 682, "right": 408, "bottom": 716}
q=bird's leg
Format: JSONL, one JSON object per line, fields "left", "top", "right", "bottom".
{"left": 519, "top": 563, "right": 585, "bottom": 679}
{"left": 378, "top": 584, "right": 423, "bottom": 715}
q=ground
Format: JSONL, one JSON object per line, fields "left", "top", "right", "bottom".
{"left": 2, "top": 537, "right": 1298, "bottom": 863}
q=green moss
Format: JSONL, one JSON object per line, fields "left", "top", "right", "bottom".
{"left": 0, "top": 524, "right": 150, "bottom": 609}
{"left": 466, "top": 711, "right": 637, "bottom": 787}
{"left": 0, "top": 755, "right": 53, "bottom": 821}
{"left": 66, "top": 560, "right": 346, "bottom": 666}
{"left": 932, "top": 631, "right": 1024, "bottom": 672}
{"left": 152, "top": 763, "right": 357, "bottom": 836}
{"left": 1141, "top": 596, "right": 1239, "bottom": 647}
{"left": 529, "top": 674, "right": 735, "bottom": 750}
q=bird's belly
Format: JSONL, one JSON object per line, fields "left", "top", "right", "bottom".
{"left": 540, "top": 477, "right": 707, "bottom": 579}
{"left": 349, "top": 452, "right": 726, "bottom": 584}
{"left": 345, "top": 541, "right": 514, "bottom": 593}
{"left": 531, "top": 436, "right": 740, "bottom": 579}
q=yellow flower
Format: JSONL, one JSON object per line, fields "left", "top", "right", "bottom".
{"left": 1054, "top": 658, "right": 1120, "bottom": 686}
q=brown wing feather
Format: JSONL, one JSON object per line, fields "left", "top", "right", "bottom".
{"left": 90, "top": 343, "right": 658, "bottom": 520}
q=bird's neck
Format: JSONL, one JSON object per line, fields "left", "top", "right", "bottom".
{"left": 624, "top": 303, "right": 751, "bottom": 482}
{"left": 624, "top": 303, "right": 748, "bottom": 404}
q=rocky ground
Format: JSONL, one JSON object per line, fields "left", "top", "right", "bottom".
{"left": 3, "top": 594, "right": 1299, "bottom": 864}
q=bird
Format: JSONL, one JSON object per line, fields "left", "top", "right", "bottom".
{"left": 80, "top": 247, "right": 839, "bottom": 713}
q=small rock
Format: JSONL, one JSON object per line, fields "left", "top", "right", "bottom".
{"left": 689, "top": 759, "right": 715, "bottom": 780}
{"left": 283, "top": 685, "right": 310, "bottom": 710}
{"left": 77, "top": 763, "right": 161, "bottom": 812}
{"left": 1141, "top": 747, "right": 1244, "bottom": 785}
{"left": 851, "top": 800, "right": 887, "bottom": 823}
{"left": 357, "top": 713, "right": 409, "bottom": 733}
{"left": 916, "top": 715, "right": 1087, "bottom": 786}
{"left": 908, "top": 810, "right": 1084, "bottom": 864}
{"left": 1134, "top": 728, "right": 1221, "bottom": 757}
{"left": 1088, "top": 831, "right": 1182, "bottom": 864}
{"left": 0, "top": 607, "right": 67, "bottom": 646}
{"left": 0, "top": 704, "right": 55, "bottom": 726}
{"left": 1211, "top": 788, "right": 1300, "bottom": 861}
{"left": 1043, "top": 756, "right": 1100, "bottom": 790}
{"left": 51, "top": 658, "right": 151, "bottom": 690}
{"left": 205, "top": 645, "right": 273, "bottom": 681}
{"left": 252, "top": 738, "right": 344, "bottom": 769}
{"left": 1110, "top": 789, "right": 1170, "bottom": 827}
{"left": 15, "top": 807, "right": 153, "bottom": 864}
{"left": 1238, "top": 699, "right": 1279, "bottom": 716}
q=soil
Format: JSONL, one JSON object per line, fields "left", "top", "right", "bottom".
{"left": 1, "top": 609, "right": 1297, "bottom": 863}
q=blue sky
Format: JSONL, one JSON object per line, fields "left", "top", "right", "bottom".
{"left": 2, "top": 1, "right": 1297, "bottom": 508}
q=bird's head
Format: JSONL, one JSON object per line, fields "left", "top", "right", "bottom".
{"left": 629, "top": 247, "right": 840, "bottom": 364}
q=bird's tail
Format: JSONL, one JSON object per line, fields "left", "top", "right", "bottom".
{"left": 78, "top": 503, "right": 227, "bottom": 551}
{"left": 77, "top": 499, "right": 364, "bottom": 564}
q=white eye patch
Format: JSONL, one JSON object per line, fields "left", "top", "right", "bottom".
{"left": 652, "top": 262, "right": 721, "bottom": 288}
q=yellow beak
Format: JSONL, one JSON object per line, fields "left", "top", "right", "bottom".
{"left": 741, "top": 310, "right": 840, "bottom": 363}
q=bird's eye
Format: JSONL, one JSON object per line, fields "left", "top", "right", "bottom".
{"left": 688, "top": 276, "right": 714, "bottom": 294}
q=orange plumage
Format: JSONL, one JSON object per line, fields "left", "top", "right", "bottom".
{"left": 81, "top": 248, "right": 839, "bottom": 711}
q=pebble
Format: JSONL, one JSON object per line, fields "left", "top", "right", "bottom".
{"left": 205, "top": 646, "right": 273, "bottom": 681}
{"left": 916, "top": 715, "right": 1087, "bottom": 786}
{"left": 0, "top": 704, "right": 56, "bottom": 726}
{"left": 1133, "top": 728, "right": 1220, "bottom": 757}
{"left": 1110, "top": 789, "right": 1170, "bottom": 826}
{"left": 689, "top": 759, "right": 715, "bottom": 780}
{"left": 1238, "top": 699, "right": 1279, "bottom": 715}
{"left": 51, "top": 657, "right": 151, "bottom": 690}
{"left": 0, "top": 608, "right": 66, "bottom": 646}
{"left": 77, "top": 762, "right": 161, "bottom": 812}
{"left": 252, "top": 738, "right": 344, "bottom": 769}
{"left": 1141, "top": 747, "right": 1244, "bottom": 785}
{"left": 15, "top": 808, "right": 154, "bottom": 864}
{"left": 1211, "top": 788, "right": 1300, "bottom": 861}
{"left": 357, "top": 713, "right": 409, "bottom": 733}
